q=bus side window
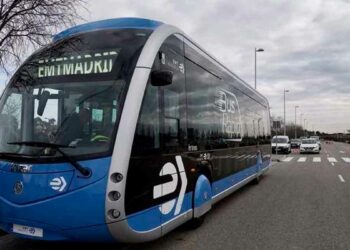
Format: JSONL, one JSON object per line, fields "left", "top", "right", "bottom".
{"left": 131, "top": 80, "right": 160, "bottom": 155}
{"left": 157, "top": 35, "right": 186, "bottom": 153}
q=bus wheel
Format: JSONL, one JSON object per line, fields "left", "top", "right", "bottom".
{"left": 189, "top": 175, "right": 212, "bottom": 229}
{"left": 252, "top": 173, "right": 260, "bottom": 185}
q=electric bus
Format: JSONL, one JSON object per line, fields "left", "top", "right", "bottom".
{"left": 0, "top": 17, "right": 271, "bottom": 242}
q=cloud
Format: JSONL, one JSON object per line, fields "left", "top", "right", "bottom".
{"left": 78, "top": 0, "right": 350, "bottom": 133}
{"left": 1, "top": 0, "right": 348, "bottom": 133}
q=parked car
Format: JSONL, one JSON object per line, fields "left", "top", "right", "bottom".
{"left": 300, "top": 139, "right": 320, "bottom": 154}
{"left": 271, "top": 135, "right": 291, "bottom": 154}
{"left": 290, "top": 139, "right": 301, "bottom": 149}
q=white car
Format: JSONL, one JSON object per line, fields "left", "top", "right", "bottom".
{"left": 310, "top": 136, "right": 321, "bottom": 150}
{"left": 300, "top": 139, "right": 320, "bottom": 154}
{"left": 271, "top": 135, "right": 291, "bottom": 154}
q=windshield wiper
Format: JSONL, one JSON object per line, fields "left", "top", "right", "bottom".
{"left": 0, "top": 152, "right": 26, "bottom": 158}
{"left": 8, "top": 141, "right": 91, "bottom": 177}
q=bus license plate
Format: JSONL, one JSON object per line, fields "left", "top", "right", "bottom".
{"left": 13, "top": 224, "right": 43, "bottom": 238}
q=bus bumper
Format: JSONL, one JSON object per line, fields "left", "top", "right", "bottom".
{"left": 0, "top": 175, "right": 114, "bottom": 242}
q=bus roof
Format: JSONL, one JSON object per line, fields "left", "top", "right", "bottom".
{"left": 53, "top": 17, "right": 163, "bottom": 42}
{"left": 53, "top": 17, "right": 269, "bottom": 106}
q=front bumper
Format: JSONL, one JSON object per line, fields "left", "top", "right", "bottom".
{"left": 0, "top": 176, "right": 114, "bottom": 242}
{"left": 272, "top": 147, "right": 290, "bottom": 153}
{"left": 300, "top": 148, "right": 319, "bottom": 153}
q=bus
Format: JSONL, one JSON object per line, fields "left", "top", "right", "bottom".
{"left": 0, "top": 17, "right": 271, "bottom": 242}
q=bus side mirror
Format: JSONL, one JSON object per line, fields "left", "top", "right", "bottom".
{"left": 151, "top": 70, "right": 173, "bottom": 86}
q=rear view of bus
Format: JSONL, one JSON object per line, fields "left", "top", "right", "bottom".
{"left": 0, "top": 18, "right": 271, "bottom": 242}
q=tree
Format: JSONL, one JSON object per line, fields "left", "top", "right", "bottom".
{"left": 0, "top": 0, "right": 86, "bottom": 73}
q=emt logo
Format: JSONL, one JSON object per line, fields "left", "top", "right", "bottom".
{"left": 153, "top": 156, "right": 187, "bottom": 216}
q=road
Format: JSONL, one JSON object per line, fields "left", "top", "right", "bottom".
{"left": 1, "top": 141, "right": 350, "bottom": 250}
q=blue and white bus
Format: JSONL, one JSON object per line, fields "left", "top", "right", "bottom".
{"left": 0, "top": 18, "right": 271, "bottom": 242}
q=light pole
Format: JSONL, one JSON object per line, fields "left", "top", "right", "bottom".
{"left": 300, "top": 113, "right": 303, "bottom": 127}
{"left": 284, "top": 89, "right": 289, "bottom": 135}
{"left": 255, "top": 48, "right": 264, "bottom": 89}
{"left": 304, "top": 118, "right": 307, "bottom": 136}
{"left": 294, "top": 105, "right": 299, "bottom": 139}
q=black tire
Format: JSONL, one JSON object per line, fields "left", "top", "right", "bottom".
{"left": 187, "top": 175, "right": 211, "bottom": 229}
{"left": 252, "top": 173, "right": 260, "bottom": 185}
{"left": 187, "top": 214, "right": 206, "bottom": 229}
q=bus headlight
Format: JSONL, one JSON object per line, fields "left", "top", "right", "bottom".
{"left": 109, "top": 191, "right": 121, "bottom": 201}
{"left": 108, "top": 209, "right": 121, "bottom": 219}
{"left": 111, "top": 173, "right": 123, "bottom": 183}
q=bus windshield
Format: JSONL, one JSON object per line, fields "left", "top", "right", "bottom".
{"left": 0, "top": 29, "right": 151, "bottom": 160}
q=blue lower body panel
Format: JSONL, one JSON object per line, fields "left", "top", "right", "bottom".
{"left": 0, "top": 176, "right": 114, "bottom": 242}
{"left": 126, "top": 160, "right": 271, "bottom": 233}
{"left": 127, "top": 192, "right": 192, "bottom": 232}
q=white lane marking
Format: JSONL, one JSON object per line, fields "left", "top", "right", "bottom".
{"left": 340, "top": 151, "right": 345, "bottom": 154}
{"left": 282, "top": 157, "right": 294, "bottom": 162}
{"left": 313, "top": 157, "right": 321, "bottom": 162}
{"left": 328, "top": 157, "right": 338, "bottom": 163}
{"left": 338, "top": 174, "right": 345, "bottom": 183}
{"left": 298, "top": 157, "right": 307, "bottom": 162}
{"left": 342, "top": 157, "right": 350, "bottom": 163}
{"left": 331, "top": 162, "right": 335, "bottom": 166}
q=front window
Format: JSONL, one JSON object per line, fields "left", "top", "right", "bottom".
{"left": 0, "top": 29, "right": 151, "bottom": 160}
{"left": 302, "top": 139, "right": 316, "bottom": 144}
{"left": 272, "top": 138, "right": 288, "bottom": 143}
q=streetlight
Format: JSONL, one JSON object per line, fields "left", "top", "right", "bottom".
{"left": 295, "top": 105, "right": 299, "bottom": 139}
{"left": 284, "top": 89, "right": 289, "bottom": 135}
{"left": 304, "top": 118, "right": 307, "bottom": 136}
{"left": 255, "top": 48, "right": 264, "bottom": 89}
{"left": 300, "top": 113, "right": 303, "bottom": 127}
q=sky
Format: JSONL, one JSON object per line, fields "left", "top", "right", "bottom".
{"left": 2, "top": 0, "right": 350, "bottom": 133}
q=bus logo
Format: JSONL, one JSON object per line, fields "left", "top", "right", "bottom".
{"left": 214, "top": 88, "right": 243, "bottom": 141}
{"left": 153, "top": 156, "right": 187, "bottom": 216}
{"left": 50, "top": 177, "right": 67, "bottom": 192}
{"left": 13, "top": 181, "right": 24, "bottom": 195}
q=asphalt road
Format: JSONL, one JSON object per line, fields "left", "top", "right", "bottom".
{"left": 1, "top": 141, "right": 350, "bottom": 250}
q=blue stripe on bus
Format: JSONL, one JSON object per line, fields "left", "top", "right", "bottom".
{"left": 127, "top": 192, "right": 192, "bottom": 232}
{"left": 212, "top": 164, "right": 257, "bottom": 196}
{"left": 127, "top": 160, "right": 271, "bottom": 232}
{"left": 53, "top": 17, "right": 163, "bottom": 42}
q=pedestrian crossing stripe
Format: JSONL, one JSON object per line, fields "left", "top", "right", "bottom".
{"left": 282, "top": 157, "right": 294, "bottom": 162}
{"left": 280, "top": 156, "right": 349, "bottom": 163}
{"left": 342, "top": 157, "right": 350, "bottom": 163}
{"left": 327, "top": 157, "right": 337, "bottom": 163}
{"left": 313, "top": 157, "right": 321, "bottom": 162}
{"left": 297, "top": 157, "right": 306, "bottom": 162}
